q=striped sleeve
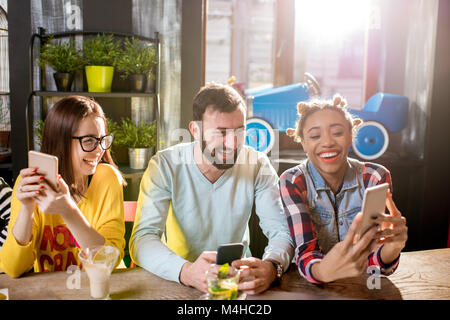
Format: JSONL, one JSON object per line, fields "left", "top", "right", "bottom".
{"left": 279, "top": 167, "right": 324, "bottom": 284}
{"left": 367, "top": 244, "right": 400, "bottom": 275}
{"left": 0, "top": 177, "right": 12, "bottom": 247}
{"left": 363, "top": 162, "right": 400, "bottom": 275}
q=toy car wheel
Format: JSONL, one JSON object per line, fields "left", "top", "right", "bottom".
{"left": 245, "top": 118, "right": 275, "bottom": 154}
{"left": 352, "top": 121, "right": 389, "bottom": 160}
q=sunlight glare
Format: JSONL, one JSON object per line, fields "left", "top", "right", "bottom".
{"left": 296, "top": 0, "right": 372, "bottom": 43}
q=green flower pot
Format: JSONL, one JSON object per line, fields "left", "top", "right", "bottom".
{"left": 85, "top": 66, "right": 114, "bottom": 92}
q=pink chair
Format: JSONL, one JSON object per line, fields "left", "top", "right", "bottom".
{"left": 447, "top": 223, "right": 450, "bottom": 248}
{"left": 124, "top": 201, "right": 138, "bottom": 268}
{"left": 124, "top": 201, "right": 137, "bottom": 223}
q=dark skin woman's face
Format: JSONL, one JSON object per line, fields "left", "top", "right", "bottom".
{"left": 300, "top": 109, "right": 352, "bottom": 184}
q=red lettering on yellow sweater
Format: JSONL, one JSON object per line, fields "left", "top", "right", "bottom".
{"left": 54, "top": 254, "right": 63, "bottom": 271}
{"left": 66, "top": 251, "right": 78, "bottom": 269}
{"left": 40, "top": 255, "right": 53, "bottom": 272}
{"left": 53, "top": 225, "right": 70, "bottom": 251}
{"left": 40, "top": 225, "right": 78, "bottom": 252}
{"left": 40, "top": 225, "right": 55, "bottom": 251}
{"left": 39, "top": 225, "right": 80, "bottom": 272}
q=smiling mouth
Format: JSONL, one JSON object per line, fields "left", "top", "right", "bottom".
{"left": 83, "top": 158, "right": 98, "bottom": 166}
{"left": 318, "top": 151, "right": 340, "bottom": 162}
{"left": 218, "top": 149, "right": 234, "bottom": 156}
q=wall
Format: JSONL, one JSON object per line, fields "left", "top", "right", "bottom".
{"left": 422, "top": 0, "right": 450, "bottom": 249}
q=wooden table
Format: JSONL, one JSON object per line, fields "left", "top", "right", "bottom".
{"left": 1, "top": 249, "right": 449, "bottom": 300}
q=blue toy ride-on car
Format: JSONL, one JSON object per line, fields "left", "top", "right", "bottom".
{"left": 243, "top": 73, "right": 409, "bottom": 160}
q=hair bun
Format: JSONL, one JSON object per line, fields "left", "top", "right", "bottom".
{"left": 286, "top": 128, "right": 296, "bottom": 136}
{"left": 332, "top": 94, "right": 347, "bottom": 108}
{"left": 297, "top": 102, "right": 311, "bottom": 115}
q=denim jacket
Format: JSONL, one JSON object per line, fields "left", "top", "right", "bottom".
{"left": 280, "top": 158, "right": 399, "bottom": 284}
{"left": 300, "top": 158, "right": 366, "bottom": 253}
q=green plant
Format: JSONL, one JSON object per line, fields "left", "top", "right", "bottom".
{"left": 82, "top": 33, "right": 120, "bottom": 66}
{"left": 116, "top": 37, "right": 157, "bottom": 79}
{"left": 34, "top": 119, "right": 45, "bottom": 147}
{"left": 108, "top": 118, "right": 157, "bottom": 149}
{"left": 38, "top": 38, "right": 83, "bottom": 73}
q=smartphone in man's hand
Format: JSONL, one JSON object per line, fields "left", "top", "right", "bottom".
{"left": 216, "top": 243, "right": 244, "bottom": 265}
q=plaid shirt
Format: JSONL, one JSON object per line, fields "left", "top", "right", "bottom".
{"left": 279, "top": 160, "right": 400, "bottom": 284}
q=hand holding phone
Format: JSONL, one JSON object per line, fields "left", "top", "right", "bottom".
{"left": 356, "top": 183, "right": 389, "bottom": 239}
{"left": 216, "top": 243, "right": 244, "bottom": 265}
{"left": 28, "top": 151, "right": 59, "bottom": 190}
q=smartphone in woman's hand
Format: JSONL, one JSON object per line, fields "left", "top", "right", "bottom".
{"left": 28, "top": 151, "right": 59, "bottom": 190}
{"left": 356, "top": 183, "right": 389, "bottom": 239}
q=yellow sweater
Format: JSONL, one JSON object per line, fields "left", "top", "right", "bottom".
{"left": 0, "top": 164, "right": 125, "bottom": 278}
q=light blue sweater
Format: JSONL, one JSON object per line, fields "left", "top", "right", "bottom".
{"left": 130, "top": 142, "right": 294, "bottom": 283}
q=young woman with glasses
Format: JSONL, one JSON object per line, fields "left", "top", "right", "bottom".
{"left": 0, "top": 96, "right": 126, "bottom": 278}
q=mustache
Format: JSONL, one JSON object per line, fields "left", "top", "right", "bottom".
{"left": 212, "top": 146, "right": 236, "bottom": 154}
{"left": 201, "top": 141, "right": 241, "bottom": 169}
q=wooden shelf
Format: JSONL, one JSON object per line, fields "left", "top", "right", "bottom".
{"left": 272, "top": 149, "right": 426, "bottom": 167}
{"left": 119, "top": 165, "right": 146, "bottom": 178}
{"left": 34, "top": 91, "right": 156, "bottom": 98}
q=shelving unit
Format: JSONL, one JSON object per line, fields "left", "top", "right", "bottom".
{"left": 0, "top": 92, "right": 11, "bottom": 185}
{"left": 25, "top": 28, "right": 161, "bottom": 199}
{"left": 33, "top": 91, "right": 157, "bottom": 98}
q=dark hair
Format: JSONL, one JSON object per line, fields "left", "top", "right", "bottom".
{"left": 41, "top": 95, "right": 118, "bottom": 198}
{"left": 286, "top": 94, "right": 362, "bottom": 143}
{"left": 193, "top": 82, "right": 246, "bottom": 121}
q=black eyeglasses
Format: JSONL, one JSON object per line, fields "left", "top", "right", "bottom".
{"left": 72, "top": 134, "right": 114, "bottom": 152}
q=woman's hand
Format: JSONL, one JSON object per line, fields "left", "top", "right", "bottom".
{"left": 34, "top": 175, "right": 76, "bottom": 216}
{"left": 311, "top": 212, "right": 379, "bottom": 283}
{"left": 12, "top": 167, "right": 47, "bottom": 245}
{"left": 16, "top": 168, "right": 43, "bottom": 209}
{"left": 34, "top": 176, "right": 105, "bottom": 249}
{"left": 376, "top": 190, "right": 408, "bottom": 264}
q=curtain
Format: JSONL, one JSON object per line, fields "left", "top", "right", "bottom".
{"left": 30, "top": 0, "right": 83, "bottom": 149}
{"left": 0, "top": 3, "right": 10, "bottom": 131}
{"left": 400, "top": 0, "right": 438, "bottom": 159}
{"left": 132, "top": 0, "right": 182, "bottom": 149}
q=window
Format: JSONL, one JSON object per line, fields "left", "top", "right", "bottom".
{"left": 0, "top": 4, "right": 10, "bottom": 132}
{"left": 205, "top": 0, "right": 372, "bottom": 106}
{"left": 205, "top": 0, "right": 275, "bottom": 89}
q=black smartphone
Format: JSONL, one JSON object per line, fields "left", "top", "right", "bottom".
{"left": 216, "top": 243, "right": 244, "bottom": 265}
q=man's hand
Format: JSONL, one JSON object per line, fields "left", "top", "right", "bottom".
{"left": 179, "top": 251, "right": 217, "bottom": 292}
{"left": 232, "top": 257, "right": 276, "bottom": 295}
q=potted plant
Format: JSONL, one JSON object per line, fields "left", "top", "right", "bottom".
{"left": 116, "top": 37, "right": 157, "bottom": 93}
{"left": 34, "top": 119, "right": 45, "bottom": 147}
{"left": 82, "top": 34, "right": 120, "bottom": 92}
{"left": 38, "top": 38, "right": 83, "bottom": 91}
{"left": 108, "top": 118, "right": 157, "bottom": 169}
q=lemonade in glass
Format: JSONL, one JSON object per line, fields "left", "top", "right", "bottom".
{"left": 206, "top": 263, "right": 240, "bottom": 300}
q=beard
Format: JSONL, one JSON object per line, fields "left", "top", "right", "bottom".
{"left": 201, "top": 139, "right": 240, "bottom": 170}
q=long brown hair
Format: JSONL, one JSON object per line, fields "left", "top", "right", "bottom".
{"left": 41, "top": 95, "right": 119, "bottom": 198}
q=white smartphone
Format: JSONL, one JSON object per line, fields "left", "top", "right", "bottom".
{"left": 356, "top": 183, "right": 389, "bottom": 238}
{"left": 28, "top": 150, "right": 59, "bottom": 189}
